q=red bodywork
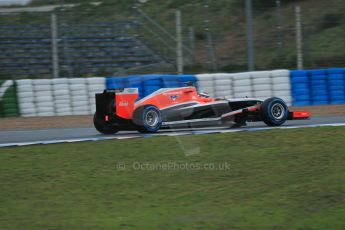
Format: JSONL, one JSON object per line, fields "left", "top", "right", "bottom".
{"left": 115, "top": 87, "right": 215, "bottom": 120}
{"left": 113, "top": 87, "right": 310, "bottom": 121}
{"left": 291, "top": 111, "right": 311, "bottom": 119}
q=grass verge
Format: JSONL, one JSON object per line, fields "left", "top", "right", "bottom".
{"left": 1, "top": 127, "right": 345, "bottom": 229}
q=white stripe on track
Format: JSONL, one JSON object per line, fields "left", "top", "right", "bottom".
{"left": 1, "top": 123, "right": 345, "bottom": 148}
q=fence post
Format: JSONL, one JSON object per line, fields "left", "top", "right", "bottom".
{"left": 51, "top": 13, "right": 59, "bottom": 78}
{"left": 176, "top": 10, "right": 184, "bottom": 74}
{"left": 189, "top": 27, "right": 195, "bottom": 64}
{"left": 203, "top": 0, "right": 218, "bottom": 72}
{"left": 275, "top": 0, "right": 283, "bottom": 60}
{"left": 295, "top": 6, "right": 304, "bottom": 70}
{"left": 245, "top": 0, "right": 255, "bottom": 71}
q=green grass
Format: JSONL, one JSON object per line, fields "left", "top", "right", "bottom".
{"left": 1, "top": 127, "right": 345, "bottom": 229}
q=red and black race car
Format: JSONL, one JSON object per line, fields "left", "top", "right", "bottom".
{"left": 94, "top": 86, "right": 310, "bottom": 134}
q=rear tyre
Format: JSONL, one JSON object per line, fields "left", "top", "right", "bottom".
{"left": 93, "top": 113, "right": 119, "bottom": 134}
{"left": 260, "top": 97, "right": 288, "bottom": 126}
{"left": 133, "top": 105, "right": 162, "bottom": 133}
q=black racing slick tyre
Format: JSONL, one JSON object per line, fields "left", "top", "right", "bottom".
{"left": 93, "top": 113, "right": 119, "bottom": 134}
{"left": 132, "top": 105, "right": 162, "bottom": 133}
{"left": 260, "top": 97, "right": 288, "bottom": 126}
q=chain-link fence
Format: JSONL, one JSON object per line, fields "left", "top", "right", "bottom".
{"left": 0, "top": 0, "right": 344, "bottom": 79}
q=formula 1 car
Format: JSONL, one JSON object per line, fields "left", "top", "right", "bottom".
{"left": 94, "top": 86, "right": 310, "bottom": 134}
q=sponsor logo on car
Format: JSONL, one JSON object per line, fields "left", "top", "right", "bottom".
{"left": 119, "top": 101, "right": 129, "bottom": 106}
{"left": 170, "top": 95, "right": 179, "bottom": 101}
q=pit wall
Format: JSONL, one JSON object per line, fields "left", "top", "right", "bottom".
{"left": 2, "top": 68, "right": 343, "bottom": 117}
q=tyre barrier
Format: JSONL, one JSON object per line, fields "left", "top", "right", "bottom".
{"left": 15, "top": 77, "right": 106, "bottom": 117}
{"left": 6, "top": 68, "right": 345, "bottom": 118}
{"left": 290, "top": 68, "right": 345, "bottom": 106}
{"left": 196, "top": 70, "right": 292, "bottom": 105}
{"left": 106, "top": 74, "right": 198, "bottom": 100}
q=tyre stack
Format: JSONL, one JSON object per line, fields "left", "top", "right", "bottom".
{"left": 106, "top": 77, "right": 127, "bottom": 90}
{"left": 52, "top": 78, "right": 72, "bottom": 116}
{"left": 309, "top": 69, "right": 329, "bottom": 105}
{"left": 16, "top": 79, "right": 36, "bottom": 117}
{"left": 32, "top": 79, "right": 55, "bottom": 117}
{"left": 271, "top": 70, "right": 292, "bottom": 106}
{"left": 87, "top": 77, "right": 106, "bottom": 114}
{"left": 233, "top": 72, "right": 253, "bottom": 98}
{"left": 251, "top": 71, "right": 272, "bottom": 99}
{"left": 327, "top": 68, "right": 345, "bottom": 105}
{"left": 213, "top": 73, "right": 233, "bottom": 98}
{"left": 162, "top": 75, "right": 181, "bottom": 88}
{"left": 127, "top": 76, "right": 143, "bottom": 99}
{"left": 142, "top": 75, "right": 162, "bottom": 97}
{"left": 290, "top": 70, "right": 311, "bottom": 106}
{"left": 196, "top": 74, "right": 215, "bottom": 97}
{"left": 69, "top": 78, "right": 89, "bottom": 115}
{"left": 178, "top": 75, "right": 198, "bottom": 87}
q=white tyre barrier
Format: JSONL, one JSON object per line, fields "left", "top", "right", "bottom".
{"left": 55, "top": 99, "right": 70, "bottom": 105}
{"left": 69, "top": 78, "right": 86, "bottom": 84}
{"left": 272, "top": 76, "right": 290, "bottom": 85}
{"left": 234, "top": 86, "right": 251, "bottom": 93}
{"left": 56, "top": 107, "right": 72, "bottom": 113}
{"left": 37, "top": 111, "right": 55, "bottom": 117}
{"left": 198, "top": 80, "right": 214, "bottom": 88}
{"left": 70, "top": 84, "right": 87, "bottom": 91}
{"left": 252, "top": 77, "right": 270, "bottom": 85}
{"left": 70, "top": 90, "right": 87, "bottom": 97}
{"left": 35, "top": 92, "right": 53, "bottom": 101}
{"left": 36, "top": 106, "right": 54, "bottom": 113}
{"left": 272, "top": 83, "right": 291, "bottom": 91}
{"left": 54, "top": 90, "right": 70, "bottom": 97}
{"left": 88, "top": 84, "right": 104, "bottom": 92}
{"left": 32, "top": 79, "right": 51, "bottom": 85}
{"left": 15, "top": 77, "right": 106, "bottom": 117}
{"left": 234, "top": 91, "right": 253, "bottom": 98}
{"left": 71, "top": 95, "right": 88, "bottom": 102}
{"left": 216, "top": 90, "right": 232, "bottom": 98}
{"left": 72, "top": 100, "right": 88, "bottom": 107}
{"left": 232, "top": 72, "right": 251, "bottom": 80}
{"left": 53, "top": 84, "right": 69, "bottom": 91}
{"left": 215, "top": 84, "right": 232, "bottom": 92}
{"left": 87, "top": 77, "right": 105, "bottom": 85}
{"left": 51, "top": 78, "right": 69, "bottom": 85}
{"left": 254, "top": 90, "right": 272, "bottom": 98}
{"left": 253, "top": 84, "right": 271, "bottom": 91}
{"left": 271, "top": 69, "right": 290, "bottom": 78}
{"left": 18, "top": 97, "right": 34, "bottom": 104}
{"left": 17, "top": 91, "right": 34, "bottom": 100}
{"left": 16, "top": 85, "right": 33, "bottom": 92}
{"left": 233, "top": 79, "right": 251, "bottom": 87}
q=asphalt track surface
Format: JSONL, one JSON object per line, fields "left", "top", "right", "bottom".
{"left": 1, "top": 116, "right": 345, "bottom": 147}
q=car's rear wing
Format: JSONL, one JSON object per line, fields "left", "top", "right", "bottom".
{"left": 95, "top": 88, "right": 139, "bottom": 120}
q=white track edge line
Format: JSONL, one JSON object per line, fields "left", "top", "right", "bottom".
{"left": 1, "top": 123, "right": 345, "bottom": 148}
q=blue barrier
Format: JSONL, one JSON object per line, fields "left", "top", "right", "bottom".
{"left": 106, "top": 74, "right": 197, "bottom": 100}
{"left": 290, "top": 68, "right": 345, "bottom": 106}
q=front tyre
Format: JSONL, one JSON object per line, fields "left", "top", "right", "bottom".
{"left": 260, "top": 97, "right": 288, "bottom": 126}
{"left": 93, "top": 113, "right": 119, "bottom": 134}
{"left": 133, "top": 105, "right": 162, "bottom": 133}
